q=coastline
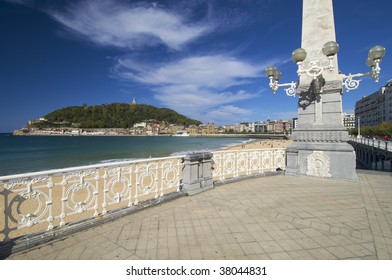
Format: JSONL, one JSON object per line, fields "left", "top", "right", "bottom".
{"left": 13, "top": 130, "right": 288, "bottom": 139}
{"left": 223, "top": 139, "right": 292, "bottom": 150}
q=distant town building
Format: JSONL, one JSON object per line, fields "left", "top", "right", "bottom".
{"left": 223, "top": 125, "right": 236, "bottom": 133}
{"left": 238, "top": 122, "right": 254, "bottom": 133}
{"left": 254, "top": 122, "right": 268, "bottom": 133}
{"left": 355, "top": 80, "right": 392, "bottom": 127}
{"left": 28, "top": 117, "right": 48, "bottom": 126}
{"left": 265, "top": 120, "right": 291, "bottom": 134}
{"left": 168, "top": 124, "right": 185, "bottom": 134}
{"left": 223, "top": 121, "right": 292, "bottom": 134}
{"left": 133, "top": 122, "right": 147, "bottom": 128}
{"left": 198, "top": 123, "right": 218, "bottom": 134}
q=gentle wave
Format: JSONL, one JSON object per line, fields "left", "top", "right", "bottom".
{"left": 95, "top": 158, "right": 141, "bottom": 164}
{"left": 170, "top": 138, "right": 259, "bottom": 156}
{"left": 170, "top": 149, "right": 212, "bottom": 156}
{"left": 221, "top": 138, "right": 257, "bottom": 148}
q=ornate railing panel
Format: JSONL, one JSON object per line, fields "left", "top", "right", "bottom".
{"left": 0, "top": 156, "right": 183, "bottom": 242}
{"left": 212, "top": 148, "right": 286, "bottom": 181}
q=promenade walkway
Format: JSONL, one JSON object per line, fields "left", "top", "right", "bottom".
{"left": 5, "top": 170, "right": 392, "bottom": 260}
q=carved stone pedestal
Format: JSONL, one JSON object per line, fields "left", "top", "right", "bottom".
{"left": 286, "top": 141, "right": 357, "bottom": 180}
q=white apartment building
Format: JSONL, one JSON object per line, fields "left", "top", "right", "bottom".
{"left": 355, "top": 80, "right": 392, "bottom": 127}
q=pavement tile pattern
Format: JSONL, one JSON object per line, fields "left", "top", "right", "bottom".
{"left": 6, "top": 170, "right": 392, "bottom": 260}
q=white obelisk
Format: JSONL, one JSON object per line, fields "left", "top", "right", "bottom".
{"left": 286, "top": 0, "right": 357, "bottom": 180}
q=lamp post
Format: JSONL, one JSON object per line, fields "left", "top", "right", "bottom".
{"left": 276, "top": 0, "right": 387, "bottom": 181}
{"left": 265, "top": 43, "right": 386, "bottom": 96}
{"left": 357, "top": 116, "right": 361, "bottom": 139}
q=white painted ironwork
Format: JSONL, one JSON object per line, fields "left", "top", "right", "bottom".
{"left": 341, "top": 61, "right": 382, "bottom": 92}
{"left": 0, "top": 155, "right": 183, "bottom": 242}
{"left": 268, "top": 77, "right": 298, "bottom": 97}
{"left": 297, "top": 57, "right": 335, "bottom": 78}
{"left": 342, "top": 75, "right": 362, "bottom": 92}
{"left": 211, "top": 148, "right": 286, "bottom": 181}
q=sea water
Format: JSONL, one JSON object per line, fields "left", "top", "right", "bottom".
{"left": 0, "top": 133, "right": 253, "bottom": 176}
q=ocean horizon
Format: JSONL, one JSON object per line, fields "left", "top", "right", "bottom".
{"left": 0, "top": 133, "right": 254, "bottom": 176}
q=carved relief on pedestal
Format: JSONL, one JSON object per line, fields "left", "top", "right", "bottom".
{"left": 293, "top": 131, "right": 345, "bottom": 142}
{"left": 306, "top": 151, "right": 332, "bottom": 178}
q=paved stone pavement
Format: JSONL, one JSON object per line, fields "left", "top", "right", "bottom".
{"left": 5, "top": 170, "right": 392, "bottom": 260}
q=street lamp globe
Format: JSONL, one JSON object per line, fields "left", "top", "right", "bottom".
{"left": 273, "top": 70, "right": 282, "bottom": 81}
{"left": 322, "top": 41, "right": 339, "bottom": 57}
{"left": 292, "top": 48, "right": 307, "bottom": 63}
{"left": 368, "top": 45, "right": 386, "bottom": 61}
{"left": 366, "top": 57, "right": 376, "bottom": 68}
{"left": 265, "top": 65, "right": 277, "bottom": 77}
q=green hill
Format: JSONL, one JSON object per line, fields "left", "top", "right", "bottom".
{"left": 30, "top": 103, "right": 202, "bottom": 128}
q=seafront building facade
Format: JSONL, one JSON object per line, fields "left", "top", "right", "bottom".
{"left": 15, "top": 119, "right": 293, "bottom": 136}
{"left": 355, "top": 80, "right": 392, "bottom": 127}
{"left": 225, "top": 120, "right": 292, "bottom": 134}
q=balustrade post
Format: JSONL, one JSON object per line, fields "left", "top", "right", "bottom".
{"left": 182, "top": 152, "right": 213, "bottom": 195}
{"left": 285, "top": 147, "right": 299, "bottom": 176}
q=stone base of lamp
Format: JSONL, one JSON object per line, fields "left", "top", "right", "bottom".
{"left": 286, "top": 128, "right": 357, "bottom": 181}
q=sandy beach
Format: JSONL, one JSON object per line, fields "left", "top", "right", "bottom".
{"left": 225, "top": 139, "right": 292, "bottom": 150}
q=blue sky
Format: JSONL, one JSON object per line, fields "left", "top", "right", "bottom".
{"left": 1, "top": 0, "right": 391, "bottom": 132}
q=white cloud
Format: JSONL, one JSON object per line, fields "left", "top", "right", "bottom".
{"left": 118, "top": 55, "right": 260, "bottom": 88}
{"left": 205, "top": 105, "right": 253, "bottom": 124}
{"left": 113, "top": 54, "right": 263, "bottom": 122}
{"left": 49, "top": 0, "right": 212, "bottom": 50}
{"left": 154, "top": 86, "right": 256, "bottom": 112}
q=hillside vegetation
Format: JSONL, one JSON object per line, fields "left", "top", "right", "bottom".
{"left": 30, "top": 103, "right": 202, "bottom": 128}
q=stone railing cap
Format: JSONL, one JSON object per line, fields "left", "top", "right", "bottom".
{"left": 185, "top": 152, "right": 213, "bottom": 161}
